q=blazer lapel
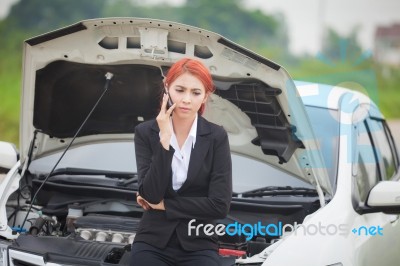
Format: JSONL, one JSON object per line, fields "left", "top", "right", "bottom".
{"left": 178, "top": 116, "right": 212, "bottom": 191}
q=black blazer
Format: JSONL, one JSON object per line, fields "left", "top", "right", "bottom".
{"left": 133, "top": 116, "right": 232, "bottom": 251}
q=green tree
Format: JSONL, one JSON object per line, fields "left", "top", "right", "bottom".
{"left": 181, "top": 0, "right": 285, "bottom": 51}
{"left": 103, "top": 0, "right": 287, "bottom": 52}
{"left": 4, "top": 0, "right": 105, "bottom": 35}
{"left": 104, "top": 0, "right": 180, "bottom": 22}
{"left": 321, "top": 27, "right": 363, "bottom": 62}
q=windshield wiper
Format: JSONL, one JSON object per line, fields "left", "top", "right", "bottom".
{"left": 241, "top": 186, "right": 318, "bottom": 197}
{"left": 41, "top": 167, "right": 137, "bottom": 179}
{"left": 117, "top": 176, "right": 138, "bottom": 186}
{"left": 40, "top": 167, "right": 139, "bottom": 187}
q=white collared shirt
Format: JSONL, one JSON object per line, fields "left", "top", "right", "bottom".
{"left": 169, "top": 114, "right": 198, "bottom": 190}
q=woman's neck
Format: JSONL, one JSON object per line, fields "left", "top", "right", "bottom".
{"left": 171, "top": 114, "right": 196, "bottom": 144}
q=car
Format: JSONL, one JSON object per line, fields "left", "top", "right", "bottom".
{"left": 0, "top": 17, "right": 399, "bottom": 266}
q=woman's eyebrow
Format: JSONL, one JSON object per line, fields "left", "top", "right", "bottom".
{"left": 174, "top": 85, "right": 186, "bottom": 89}
{"left": 174, "top": 85, "right": 202, "bottom": 91}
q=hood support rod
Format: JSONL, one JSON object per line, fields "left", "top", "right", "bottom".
{"left": 20, "top": 72, "right": 114, "bottom": 230}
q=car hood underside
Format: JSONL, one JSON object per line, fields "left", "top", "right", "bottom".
{"left": 21, "top": 17, "right": 332, "bottom": 194}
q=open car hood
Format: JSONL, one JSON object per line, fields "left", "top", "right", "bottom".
{"left": 20, "top": 17, "right": 332, "bottom": 195}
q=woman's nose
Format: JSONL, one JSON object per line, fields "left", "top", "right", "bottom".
{"left": 182, "top": 93, "right": 191, "bottom": 103}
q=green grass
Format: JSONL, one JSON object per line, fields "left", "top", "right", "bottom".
{"left": 0, "top": 53, "right": 21, "bottom": 146}
{"left": 285, "top": 58, "right": 400, "bottom": 119}
{"left": 375, "top": 68, "right": 400, "bottom": 118}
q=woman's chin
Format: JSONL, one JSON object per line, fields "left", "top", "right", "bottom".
{"left": 173, "top": 111, "right": 196, "bottom": 120}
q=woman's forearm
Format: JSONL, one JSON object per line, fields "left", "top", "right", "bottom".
{"left": 135, "top": 126, "right": 174, "bottom": 204}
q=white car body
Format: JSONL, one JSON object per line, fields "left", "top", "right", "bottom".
{"left": 0, "top": 18, "right": 399, "bottom": 266}
{"left": 237, "top": 83, "right": 400, "bottom": 266}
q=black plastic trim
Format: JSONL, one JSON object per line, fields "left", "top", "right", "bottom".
{"left": 356, "top": 204, "right": 400, "bottom": 215}
{"left": 26, "top": 23, "right": 87, "bottom": 46}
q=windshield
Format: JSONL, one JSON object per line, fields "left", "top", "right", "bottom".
{"left": 29, "top": 106, "right": 339, "bottom": 193}
{"left": 29, "top": 142, "right": 137, "bottom": 174}
{"left": 304, "top": 105, "right": 339, "bottom": 188}
{"left": 231, "top": 154, "right": 313, "bottom": 193}
{"left": 29, "top": 142, "right": 313, "bottom": 194}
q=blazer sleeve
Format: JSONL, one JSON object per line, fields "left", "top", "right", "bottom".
{"left": 134, "top": 122, "right": 175, "bottom": 204}
{"left": 164, "top": 128, "right": 232, "bottom": 220}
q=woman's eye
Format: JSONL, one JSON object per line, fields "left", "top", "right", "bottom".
{"left": 193, "top": 91, "right": 201, "bottom": 96}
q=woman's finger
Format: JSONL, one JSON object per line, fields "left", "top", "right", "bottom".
{"left": 137, "top": 195, "right": 151, "bottom": 210}
{"left": 161, "top": 93, "right": 168, "bottom": 112}
{"left": 166, "top": 103, "right": 176, "bottom": 116}
{"left": 138, "top": 200, "right": 149, "bottom": 210}
{"left": 136, "top": 195, "right": 145, "bottom": 206}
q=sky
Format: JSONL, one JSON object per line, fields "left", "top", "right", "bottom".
{"left": 246, "top": 0, "right": 400, "bottom": 55}
{"left": 1, "top": 0, "right": 399, "bottom": 56}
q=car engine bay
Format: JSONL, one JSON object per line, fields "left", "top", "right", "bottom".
{"left": 4, "top": 171, "right": 321, "bottom": 265}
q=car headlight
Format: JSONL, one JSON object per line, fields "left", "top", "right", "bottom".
{"left": 0, "top": 241, "right": 10, "bottom": 266}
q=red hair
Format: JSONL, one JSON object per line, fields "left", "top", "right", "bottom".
{"left": 164, "top": 58, "right": 214, "bottom": 115}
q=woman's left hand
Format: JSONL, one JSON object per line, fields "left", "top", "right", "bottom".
{"left": 147, "top": 199, "right": 165, "bottom": 210}
{"left": 136, "top": 193, "right": 165, "bottom": 211}
{"left": 136, "top": 193, "right": 151, "bottom": 210}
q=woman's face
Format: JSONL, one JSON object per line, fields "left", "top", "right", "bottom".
{"left": 167, "top": 72, "right": 208, "bottom": 120}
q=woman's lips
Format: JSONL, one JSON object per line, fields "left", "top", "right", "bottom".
{"left": 179, "top": 107, "right": 191, "bottom": 112}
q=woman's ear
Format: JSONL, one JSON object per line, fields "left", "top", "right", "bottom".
{"left": 203, "top": 92, "right": 210, "bottom": 104}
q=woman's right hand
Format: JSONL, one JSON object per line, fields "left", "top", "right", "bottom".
{"left": 156, "top": 93, "right": 175, "bottom": 150}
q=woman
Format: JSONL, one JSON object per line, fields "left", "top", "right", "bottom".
{"left": 131, "top": 58, "right": 232, "bottom": 266}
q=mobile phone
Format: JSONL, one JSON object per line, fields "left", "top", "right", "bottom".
{"left": 165, "top": 89, "right": 174, "bottom": 109}
{"left": 167, "top": 96, "right": 173, "bottom": 109}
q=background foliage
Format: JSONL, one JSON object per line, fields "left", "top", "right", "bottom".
{"left": 1, "top": 0, "right": 399, "bottom": 146}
